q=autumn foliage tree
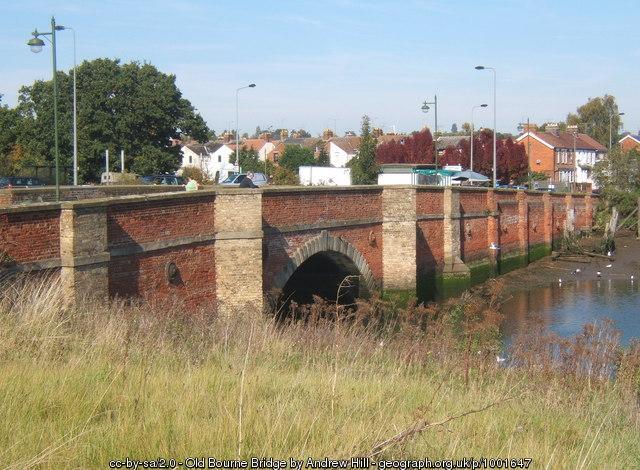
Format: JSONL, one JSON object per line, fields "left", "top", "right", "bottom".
{"left": 375, "top": 129, "right": 434, "bottom": 164}
{"left": 434, "top": 129, "right": 528, "bottom": 183}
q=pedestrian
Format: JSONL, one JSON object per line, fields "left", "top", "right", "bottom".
{"left": 185, "top": 177, "right": 199, "bottom": 192}
{"left": 239, "top": 172, "right": 257, "bottom": 188}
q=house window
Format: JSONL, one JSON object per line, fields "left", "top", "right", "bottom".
{"left": 218, "top": 156, "right": 221, "bottom": 163}
{"left": 189, "top": 155, "right": 192, "bottom": 164}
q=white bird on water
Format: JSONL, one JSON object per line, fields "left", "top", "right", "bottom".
{"left": 496, "top": 355, "right": 506, "bottom": 364}
{"left": 597, "top": 271, "right": 602, "bottom": 277}
{"left": 558, "top": 278, "right": 563, "bottom": 284}
{"left": 606, "top": 264, "right": 613, "bottom": 268}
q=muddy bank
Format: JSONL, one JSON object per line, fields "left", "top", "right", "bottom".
{"left": 490, "top": 232, "right": 640, "bottom": 294}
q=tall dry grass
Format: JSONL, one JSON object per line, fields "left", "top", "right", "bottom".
{"left": 0, "top": 275, "right": 638, "bottom": 469}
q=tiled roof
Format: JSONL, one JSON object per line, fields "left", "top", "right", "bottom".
{"left": 376, "top": 134, "right": 408, "bottom": 145}
{"left": 436, "top": 135, "right": 470, "bottom": 150}
{"left": 330, "top": 137, "right": 361, "bottom": 154}
{"left": 528, "top": 131, "right": 606, "bottom": 151}
{"left": 240, "top": 138, "right": 268, "bottom": 151}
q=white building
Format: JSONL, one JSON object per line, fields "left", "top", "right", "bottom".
{"left": 180, "top": 142, "right": 235, "bottom": 182}
{"left": 328, "top": 137, "right": 360, "bottom": 167}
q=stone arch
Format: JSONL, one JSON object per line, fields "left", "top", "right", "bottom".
{"left": 272, "top": 230, "right": 378, "bottom": 295}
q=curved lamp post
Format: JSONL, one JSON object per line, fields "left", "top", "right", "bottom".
{"left": 609, "top": 112, "right": 625, "bottom": 150}
{"left": 470, "top": 103, "right": 488, "bottom": 171}
{"left": 28, "top": 17, "right": 63, "bottom": 200}
{"left": 235, "top": 83, "right": 256, "bottom": 173}
{"left": 421, "top": 95, "right": 438, "bottom": 169}
{"left": 475, "top": 65, "right": 497, "bottom": 187}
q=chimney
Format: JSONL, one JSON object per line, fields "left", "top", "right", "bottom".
{"left": 546, "top": 122, "right": 560, "bottom": 136}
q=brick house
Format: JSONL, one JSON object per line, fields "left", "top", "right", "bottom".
{"left": 516, "top": 125, "right": 606, "bottom": 185}
{"left": 619, "top": 134, "right": 640, "bottom": 152}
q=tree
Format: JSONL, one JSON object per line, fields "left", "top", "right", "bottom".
{"left": 0, "top": 95, "right": 21, "bottom": 174}
{"left": 316, "top": 142, "right": 330, "bottom": 166}
{"left": 461, "top": 122, "right": 471, "bottom": 134}
{"left": 566, "top": 95, "right": 621, "bottom": 147}
{"left": 15, "top": 59, "right": 210, "bottom": 182}
{"left": 229, "top": 146, "right": 262, "bottom": 173}
{"left": 594, "top": 147, "right": 640, "bottom": 216}
{"left": 375, "top": 129, "right": 434, "bottom": 165}
{"left": 451, "top": 123, "right": 458, "bottom": 133}
{"left": 350, "top": 115, "right": 378, "bottom": 184}
{"left": 279, "top": 144, "right": 315, "bottom": 172}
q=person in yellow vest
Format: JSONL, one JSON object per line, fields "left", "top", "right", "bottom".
{"left": 185, "top": 177, "right": 199, "bottom": 191}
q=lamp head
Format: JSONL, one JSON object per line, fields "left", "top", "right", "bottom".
{"left": 27, "top": 37, "right": 45, "bottom": 53}
{"left": 421, "top": 102, "right": 430, "bottom": 113}
{"left": 249, "top": 83, "right": 256, "bottom": 88}
{"left": 480, "top": 104, "right": 488, "bottom": 108}
{"left": 475, "top": 65, "right": 485, "bottom": 70}
{"left": 619, "top": 112, "right": 625, "bottom": 116}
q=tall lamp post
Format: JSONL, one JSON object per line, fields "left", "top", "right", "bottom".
{"left": 470, "top": 103, "right": 488, "bottom": 171}
{"left": 58, "top": 25, "right": 77, "bottom": 185}
{"left": 475, "top": 66, "right": 497, "bottom": 187}
{"left": 421, "top": 95, "right": 438, "bottom": 169}
{"left": 609, "top": 112, "right": 625, "bottom": 150}
{"left": 235, "top": 83, "right": 256, "bottom": 173}
{"left": 28, "top": 16, "right": 66, "bottom": 201}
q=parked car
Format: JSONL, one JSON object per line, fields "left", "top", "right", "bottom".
{"left": 138, "top": 175, "right": 186, "bottom": 185}
{"left": 219, "top": 172, "right": 268, "bottom": 187}
{"left": 0, "top": 176, "right": 46, "bottom": 188}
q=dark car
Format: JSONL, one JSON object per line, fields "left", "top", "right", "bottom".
{"left": 0, "top": 176, "right": 46, "bottom": 188}
{"left": 138, "top": 175, "right": 186, "bottom": 186}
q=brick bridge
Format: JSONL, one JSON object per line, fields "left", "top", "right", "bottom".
{"left": 0, "top": 186, "right": 595, "bottom": 315}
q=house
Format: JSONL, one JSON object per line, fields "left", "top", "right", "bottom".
{"left": 516, "top": 125, "right": 606, "bottom": 186}
{"left": 328, "top": 137, "right": 360, "bottom": 167}
{"left": 436, "top": 135, "right": 470, "bottom": 156}
{"left": 619, "top": 134, "right": 640, "bottom": 152}
{"left": 180, "top": 142, "right": 235, "bottom": 182}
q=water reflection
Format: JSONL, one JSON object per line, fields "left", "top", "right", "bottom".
{"left": 501, "top": 278, "right": 640, "bottom": 346}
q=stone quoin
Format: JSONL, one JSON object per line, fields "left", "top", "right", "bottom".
{"left": 0, "top": 186, "right": 596, "bottom": 313}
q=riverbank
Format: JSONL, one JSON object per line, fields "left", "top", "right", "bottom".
{"left": 1, "top": 278, "right": 639, "bottom": 468}
{"left": 496, "top": 232, "right": 640, "bottom": 294}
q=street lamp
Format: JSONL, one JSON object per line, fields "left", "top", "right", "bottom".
{"left": 56, "top": 25, "right": 78, "bottom": 185}
{"left": 236, "top": 83, "right": 256, "bottom": 173}
{"left": 475, "top": 65, "right": 497, "bottom": 187}
{"left": 609, "top": 112, "right": 625, "bottom": 150}
{"left": 28, "top": 17, "right": 65, "bottom": 201}
{"left": 470, "top": 104, "right": 488, "bottom": 171}
{"left": 421, "top": 95, "right": 438, "bottom": 169}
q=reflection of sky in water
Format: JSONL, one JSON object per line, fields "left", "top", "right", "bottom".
{"left": 501, "top": 279, "right": 640, "bottom": 346}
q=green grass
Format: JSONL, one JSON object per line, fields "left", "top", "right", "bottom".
{"left": 0, "top": 278, "right": 638, "bottom": 468}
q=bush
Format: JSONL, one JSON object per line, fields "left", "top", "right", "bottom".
{"left": 271, "top": 166, "right": 298, "bottom": 185}
{"left": 181, "top": 166, "right": 212, "bottom": 185}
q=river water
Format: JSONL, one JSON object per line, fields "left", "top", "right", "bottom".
{"left": 501, "top": 278, "right": 640, "bottom": 347}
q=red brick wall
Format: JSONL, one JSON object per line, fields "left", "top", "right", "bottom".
{"left": 550, "top": 194, "right": 567, "bottom": 241}
{"left": 262, "top": 189, "right": 384, "bottom": 291}
{"left": 621, "top": 138, "right": 640, "bottom": 152}
{"left": 416, "top": 188, "right": 443, "bottom": 215}
{"left": 262, "top": 189, "right": 382, "bottom": 228}
{"left": 0, "top": 209, "right": 60, "bottom": 263}
{"left": 108, "top": 244, "right": 215, "bottom": 308}
{"left": 417, "top": 220, "right": 444, "bottom": 274}
{"left": 496, "top": 192, "right": 520, "bottom": 253}
{"left": 107, "top": 195, "right": 215, "bottom": 248}
{"left": 461, "top": 217, "right": 489, "bottom": 263}
{"left": 522, "top": 135, "right": 555, "bottom": 176}
{"left": 459, "top": 189, "right": 488, "bottom": 214}
{"left": 526, "top": 193, "right": 546, "bottom": 245}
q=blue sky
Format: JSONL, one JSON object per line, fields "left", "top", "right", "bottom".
{"left": 1, "top": 0, "right": 638, "bottom": 137}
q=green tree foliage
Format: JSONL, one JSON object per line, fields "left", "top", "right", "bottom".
{"left": 229, "top": 146, "right": 263, "bottom": 173}
{"left": 271, "top": 166, "right": 299, "bottom": 185}
{"left": 15, "top": 58, "right": 209, "bottom": 182}
{"left": 566, "top": 95, "right": 621, "bottom": 147}
{"left": 451, "top": 123, "right": 458, "bottom": 133}
{"left": 316, "top": 145, "right": 330, "bottom": 166}
{"left": 0, "top": 95, "right": 20, "bottom": 174}
{"left": 279, "top": 145, "right": 315, "bottom": 173}
{"left": 350, "top": 115, "right": 378, "bottom": 184}
{"left": 594, "top": 147, "right": 640, "bottom": 215}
